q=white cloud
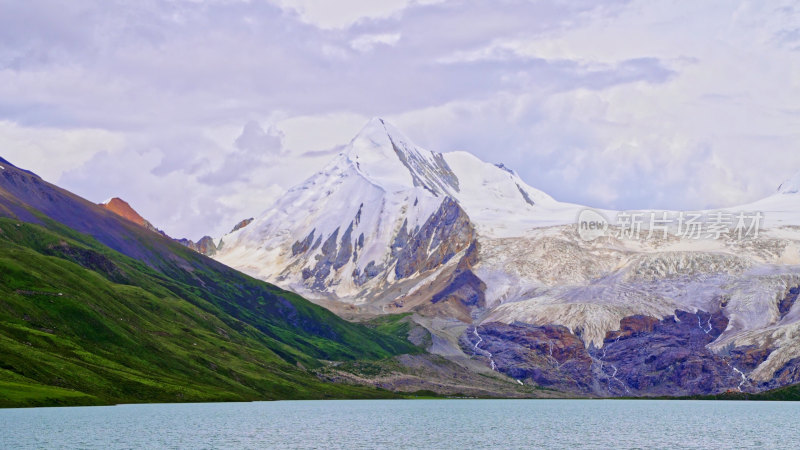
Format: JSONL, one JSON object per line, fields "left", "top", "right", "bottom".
{"left": 276, "top": 112, "right": 370, "bottom": 153}
{"left": 56, "top": 126, "right": 289, "bottom": 240}
{"left": 350, "top": 33, "right": 401, "bottom": 52}
{"left": 2, "top": 0, "right": 799, "bottom": 238}
{"left": 271, "top": 0, "right": 441, "bottom": 29}
{"left": 0, "top": 121, "right": 124, "bottom": 183}
{"left": 234, "top": 121, "right": 285, "bottom": 156}
{"left": 391, "top": 0, "right": 800, "bottom": 211}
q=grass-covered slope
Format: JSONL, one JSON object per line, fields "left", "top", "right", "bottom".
{"left": 0, "top": 219, "right": 414, "bottom": 407}
{"left": 0, "top": 160, "right": 415, "bottom": 361}
{"left": 0, "top": 159, "right": 419, "bottom": 407}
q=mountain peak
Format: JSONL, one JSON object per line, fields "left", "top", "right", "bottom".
{"left": 359, "top": 116, "right": 394, "bottom": 135}
{"left": 344, "top": 118, "right": 460, "bottom": 195}
{"left": 100, "top": 197, "right": 148, "bottom": 226}
{"left": 99, "top": 197, "right": 167, "bottom": 237}
{"left": 778, "top": 170, "right": 800, "bottom": 194}
{"left": 365, "top": 116, "right": 387, "bottom": 129}
{"left": 347, "top": 117, "right": 405, "bottom": 156}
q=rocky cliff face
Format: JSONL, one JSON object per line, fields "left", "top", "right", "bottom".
{"left": 211, "top": 118, "right": 800, "bottom": 397}
{"left": 230, "top": 218, "right": 253, "bottom": 233}
{"left": 177, "top": 236, "right": 218, "bottom": 256}
{"left": 464, "top": 309, "right": 791, "bottom": 397}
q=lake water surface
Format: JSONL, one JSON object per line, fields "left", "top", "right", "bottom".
{"left": 1, "top": 399, "right": 798, "bottom": 449}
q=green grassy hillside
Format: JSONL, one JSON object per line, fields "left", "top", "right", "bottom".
{"left": 0, "top": 218, "right": 417, "bottom": 407}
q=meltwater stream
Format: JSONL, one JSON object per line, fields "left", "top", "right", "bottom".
{"left": 2, "top": 399, "right": 800, "bottom": 449}
{"left": 472, "top": 326, "right": 497, "bottom": 371}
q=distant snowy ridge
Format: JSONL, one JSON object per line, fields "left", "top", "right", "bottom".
{"left": 778, "top": 170, "right": 800, "bottom": 195}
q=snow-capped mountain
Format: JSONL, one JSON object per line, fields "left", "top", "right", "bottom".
{"left": 215, "top": 118, "right": 581, "bottom": 317}
{"left": 214, "top": 118, "right": 800, "bottom": 397}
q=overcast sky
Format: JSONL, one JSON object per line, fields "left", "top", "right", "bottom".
{"left": 1, "top": 0, "right": 799, "bottom": 239}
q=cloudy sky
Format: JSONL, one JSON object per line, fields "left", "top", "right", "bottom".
{"left": 1, "top": 0, "right": 799, "bottom": 239}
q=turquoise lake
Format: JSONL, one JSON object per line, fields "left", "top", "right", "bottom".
{"left": 2, "top": 399, "right": 799, "bottom": 449}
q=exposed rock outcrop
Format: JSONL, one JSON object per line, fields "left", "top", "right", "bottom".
{"left": 465, "top": 310, "right": 788, "bottom": 397}
{"left": 99, "top": 196, "right": 219, "bottom": 258}
{"left": 460, "top": 322, "right": 593, "bottom": 393}
{"left": 430, "top": 241, "right": 485, "bottom": 308}
{"left": 230, "top": 217, "right": 254, "bottom": 233}
{"left": 99, "top": 197, "right": 166, "bottom": 236}
{"left": 177, "top": 236, "right": 218, "bottom": 256}
{"left": 393, "top": 197, "right": 475, "bottom": 279}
